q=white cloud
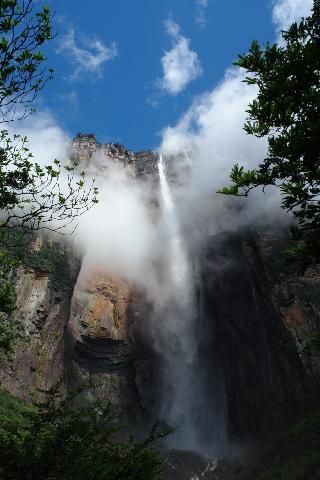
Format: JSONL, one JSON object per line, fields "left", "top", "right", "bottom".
{"left": 157, "top": 0, "right": 315, "bottom": 237}
{"left": 57, "top": 28, "right": 117, "bottom": 80}
{"left": 159, "top": 19, "right": 202, "bottom": 96}
{"left": 8, "top": 111, "right": 71, "bottom": 166}
{"left": 160, "top": 68, "right": 285, "bottom": 237}
{"left": 195, "top": 0, "right": 209, "bottom": 29}
{"left": 272, "top": 0, "right": 313, "bottom": 33}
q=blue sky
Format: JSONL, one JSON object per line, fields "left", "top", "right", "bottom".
{"left": 37, "top": 0, "right": 307, "bottom": 151}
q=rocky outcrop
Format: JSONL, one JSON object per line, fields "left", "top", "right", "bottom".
{"left": 0, "top": 267, "right": 72, "bottom": 400}
{"left": 71, "top": 133, "right": 159, "bottom": 181}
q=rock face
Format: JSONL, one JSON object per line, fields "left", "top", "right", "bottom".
{"left": 0, "top": 266, "right": 72, "bottom": 400}
{"left": 71, "top": 133, "right": 159, "bottom": 181}
{"left": 66, "top": 268, "right": 144, "bottom": 419}
{"left": 1, "top": 136, "right": 320, "bottom": 451}
{"left": 200, "top": 229, "right": 309, "bottom": 445}
{"left": 65, "top": 264, "right": 160, "bottom": 421}
{"left": 253, "top": 230, "right": 320, "bottom": 384}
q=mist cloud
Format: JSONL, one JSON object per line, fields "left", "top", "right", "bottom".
{"left": 75, "top": 154, "right": 168, "bottom": 302}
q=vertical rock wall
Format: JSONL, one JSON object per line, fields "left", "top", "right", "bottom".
{"left": 0, "top": 267, "right": 72, "bottom": 400}
{"left": 200, "top": 229, "right": 313, "bottom": 445}
{"left": 66, "top": 268, "right": 143, "bottom": 420}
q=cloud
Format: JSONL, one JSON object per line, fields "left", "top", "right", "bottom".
{"left": 8, "top": 111, "right": 71, "bottom": 166}
{"left": 157, "top": 74, "right": 292, "bottom": 252}
{"left": 195, "top": 0, "right": 209, "bottom": 29}
{"left": 272, "top": 0, "right": 313, "bottom": 33}
{"left": 159, "top": 68, "right": 286, "bottom": 240}
{"left": 57, "top": 28, "right": 117, "bottom": 80}
{"left": 159, "top": 19, "right": 202, "bottom": 95}
{"left": 157, "top": 0, "right": 315, "bottom": 239}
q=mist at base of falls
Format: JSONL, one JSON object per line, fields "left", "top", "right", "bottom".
{"left": 154, "top": 154, "right": 227, "bottom": 454}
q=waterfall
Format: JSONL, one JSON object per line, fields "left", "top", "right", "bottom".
{"left": 156, "top": 153, "right": 203, "bottom": 450}
{"left": 158, "top": 153, "right": 191, "bottom": 301}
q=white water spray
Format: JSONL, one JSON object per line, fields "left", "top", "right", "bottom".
{"left": 158, "top": 154, "right": 191, "bottom": 304}
{"left": 156, "top": 153, "right": 204, "bottom": 450}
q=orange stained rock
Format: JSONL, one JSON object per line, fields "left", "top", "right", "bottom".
{"left": 86, "top": 295, "right": 113, "bottom": 338}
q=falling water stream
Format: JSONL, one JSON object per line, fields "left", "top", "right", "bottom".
{"left": 157, "top": 153, "right": 205, "bottom": 450}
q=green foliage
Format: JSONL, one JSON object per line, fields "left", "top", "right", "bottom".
{"left": 0, "top": 249, "right": 16, "bottom": 312}
{"left": 18, "top": 240, "right": 72, "bottom": 290}
{"left": 0, "top": 310, "right": 23, "bottom": 357}
{"left": 3, "top": 230, "right": 74, "bottom": 290}
{"left": 0, "top": 130, "right": 98, "bottom": 232}
{"left": 25, "top": 243, "right": 73, "bottom": 290}
{"left": 301, "top": 332, "right": 320, "bottom": 354}
{"left": 0, "top": 0, "right": 54, "bottom": 122}
{"left": 0, "top": 385, "right": 167, "bottom": 480}
{"left": 221, "top": 1, "right": 320, "bottom": 268}
{"left": 285, "top": 229, "right": 320, "bottom": 273}
{"left": 0, "top": 388, "right": 34, "bottom": 437}
{"left": 0, "top": 2, "right": 98, "bottom": 233}
{"left": 0, "top": 2, "right": 100, "bottom": 228}
{"left": 0, "top": 248, "right": 23, "bottom": 355}
{"left": 217, "top": 164, "right": 271, "bottom": 195}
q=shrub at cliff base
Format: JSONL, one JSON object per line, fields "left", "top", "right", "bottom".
{"left": 0, "top": 386, "right": 167, "bottom": 480}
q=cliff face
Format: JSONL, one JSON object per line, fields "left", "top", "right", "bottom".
{"left": 1, "top": 137, "right": 319, "bottom": 449}
{"left": 0, "top": 266, "right": 71, "bottom": 400}
{"left": 66, "top": 268, "right": 143, "bottom": 419}
{"left": 253, "top": 230, "right": 320, "bottom": 383}
{"left": 71, "top": 133, "right": 159, "bottom": 181}
{"left": 200, "top": 229, "right": 310, "bottom": 444}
